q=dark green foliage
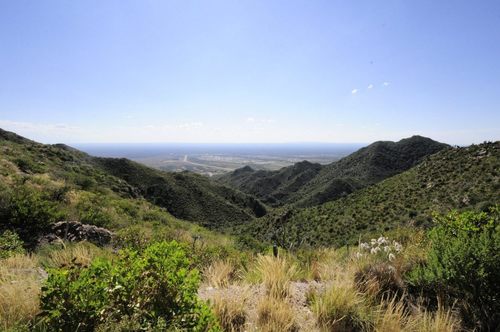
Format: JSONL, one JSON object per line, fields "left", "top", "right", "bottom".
{"left": 0, "top": 185, "right": 65, "bottom": 244}
{"left": 0, "top": 230, "right": 25, "bottom": 258}
{"left": 407, "top": 207, "right": 500, "bottom": 330}
{"left": 218, "top": 136, "right": 448, "bottom": 207}
{"left": 77, "top": 193, "right": 114, "bottom": 227}
{"left": 14, "top": 156, "right": 46, "bottom": 174}
{"left": 93, "top": 157, "right": 267, "bottom": 229}
{"left": 39, "top": 241, "right": 220, "bottom": 331}
{"left": 241, "top": 142, "right": 499, "bottom": 247}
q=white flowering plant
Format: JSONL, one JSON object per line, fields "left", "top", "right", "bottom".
{"left": 355, "top": 236, "right": 403, "bottom": 261}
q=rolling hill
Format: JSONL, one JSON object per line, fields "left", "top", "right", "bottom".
{"left": 217, "top": 136, "right": 449, "bottom": 207}
{"left": 0, "top": 128, "right": 267, "bottom": 234}
{"left": 238, "top": 141, "right": 499, "bottom": 247}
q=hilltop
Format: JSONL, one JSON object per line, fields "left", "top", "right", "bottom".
{"left": 218, "top": 136, "right": 449, "bottom": 207}
{"left": 239, "top": 141, "right": 499, "bottom": 247}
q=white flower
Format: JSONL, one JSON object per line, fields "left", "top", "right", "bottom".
{"left": 355, "top": 252, "right": 363, "bottom": 259}
{"left": 378, "top": 236, "right": 387, "bottom": 245}
{"left": 360, "top": 242, "right": 370, "bottom": 251}
{"left": 370, "top": 247, "right": 381, "bottom": 254}
{"left": 393, "top": 242, "right": 402, "bottom": 252}
{"left": 388, "top": 253, "right": 396, "bottom": 261}
{"left": 371, "top": 239, "right": 377, "bottom": 246}
{"left": 383, "top": 246, "right": 390, "bottom": 252}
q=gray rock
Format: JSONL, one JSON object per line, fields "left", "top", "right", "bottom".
{"left": 40, "top": 221, "right": 113, "bottom": 246}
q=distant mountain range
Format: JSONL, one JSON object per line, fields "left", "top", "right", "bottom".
{"left": 217, "top": 136, "right": 449, "bottom": 207}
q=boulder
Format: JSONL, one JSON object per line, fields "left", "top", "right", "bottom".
{"left": 41, "top": 221, "right": 113, "bottom": 246}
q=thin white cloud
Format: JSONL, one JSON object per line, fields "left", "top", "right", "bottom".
{"left": 351, "top": 89, "right": 358, "bottom": 95}
{"left": 367, "top": 84, "right": 373, "bottom": 89}
{"left": 245, "top": 117, "right": 274, "bottom": 124}
{"left": 0, "top": 120, "right": 78, "bottom": 133}
{"left": 383, "top": 82, "right": 390, "bottom": 86}
{"left": 177, "top": 122, "right": 203, "bottom": 129}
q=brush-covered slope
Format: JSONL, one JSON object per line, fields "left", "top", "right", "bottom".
{"left": 0, "top": 128, "right": 266, "bottom": 235}
{"left": 240, "top": 141, "right": 499, "bottom": 247}
{"left": 218, "top": 136, "right": 449, "bottom": 207}
{"left": 216, "top": 161, "right": 322, "bottom": 206}
{"left": 92, "top": 157, "right": 267, "bottom": 228}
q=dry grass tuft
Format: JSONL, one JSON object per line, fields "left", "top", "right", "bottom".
{"left": 373, "top": 297, "right": 413, "bottom": 331}
{"left": 311, "top": 283, "right": 371, "bottom": 331}
{"left": 44, "top": 242, "right": 106, "bottom": 268}
{"left": 204, "top": 260, "right": 237, "bottom": 288}
{"left": 257, "top": 296, "right": 298, "bottom": 332}
{"left": 210, "top": 293, "right": 247, "bottom": 332}
{"left": 0, "top": 254, "right": 42, "bottom": 330}
{"left": 354, "top": 262, "right": 405, "bottom": 300}
{"left": 410, "top": 306, "right": 461, "bottom": 332}
{"left": 372, "top": 297, "right": 461, "bottom": 332}
{"left": 255, "top": 255, "right": 297, "bottom": 299}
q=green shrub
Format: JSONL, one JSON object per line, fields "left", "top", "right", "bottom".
{"left": 14, "top": 157, "right": 46, "bottom": 174}
{"left": 77, "top": 194, "right": 114, "bottom": 227}
{"left": 0, "top": 230, "right": 25, "bottom": 258}
{"left": 407, "top": 206, "right": 500, "bottom": 330}
{"left": 0, "top": 186, "right": 64, "bottom": 243}
{"left": 38, "top": 241, "right": 220, "bottom": 331}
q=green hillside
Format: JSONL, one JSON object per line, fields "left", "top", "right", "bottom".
{"left": 240, "top": 141, "right": 499, "bottom": 247}
{"left": 0, "top": 128, "right": 266, "bottom": 241}
{"left": 93, "top": 157, "right": 267, "bottom": 229}
{"left": 218, "top": 136, "right": 449, "bottom": 207}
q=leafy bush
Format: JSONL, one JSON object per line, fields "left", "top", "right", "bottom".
{"left": 0, "top": 230, "right": 25, "bottom": 259}
{"left": 0, "top": 186, "right": 64, "bottom": 244}
{"left": 75, "top": 193, "right": 115, "bottom": 228}
{"left": 39, "top": 241, "right": 220, "bottom": 331}
{"left": 407, "top": 206, "right": 500, "bottom": 330}
{"left": 14, "top": 157, "right": 46, "bottom": 174}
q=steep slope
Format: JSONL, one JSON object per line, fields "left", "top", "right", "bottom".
{"left": 216, "top": 161, "right": 322, "bottom": 206}
{"left": 218, "top": 136, "right": 449, "bottom": 207}
{"left": 240, "top": 141, "right": 499, "bottom": 247}
{"left": 0, "top": 128, "right": 266, "bottom": 232}
{"left": 92, "top": 157, "right": 267, "bottom": 229}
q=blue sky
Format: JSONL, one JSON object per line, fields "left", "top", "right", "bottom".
{"left": 0, "top": 0, "right": 499, "bottom": 144}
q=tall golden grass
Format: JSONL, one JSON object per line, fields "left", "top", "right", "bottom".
{"left": 0, "top": 254, "right": 41, "bottom": 331}
{"left": 255, "top": 255, "right": 297, "bottom": 299}
{"left": 257, "top": 296, "right": 298, "bottom": 332}
{"left": 204, "top": 260, "right": 237, "bottom": 288}
{"left": 210, "top": 293, "right": 247, "bottom": 332}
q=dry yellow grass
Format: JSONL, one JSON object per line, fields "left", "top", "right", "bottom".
{"left": 210, "top": 293, "right": 247, "bottom": 332}
{"left": 372, "top": 296, "right": 461, "bottom": 332}
{"left": 204, "top": 260, "right": 237, "bottom": 288}
{"left": 410, "top": 307, "right": 461, "bottom": 332}
{"left": 257, "top": 296, "right": 298, "bottom": 332}
{"left": 373, "top": 297, "right": 413, "bottom": 332}
{"left": 0, "top": 254, "right": 42, "bottom": 330}
{"left": 255, "top": 255, "right": 297, "bottom": 299}
{"left": 311, "top": 283, "right": 371, "bottom": 331}
{"left": 45, "top": 241, "right": 106, "bottom": 268}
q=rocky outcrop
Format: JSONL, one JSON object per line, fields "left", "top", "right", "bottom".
{"left": 40, "top": 221, "right": 113, "bottom": 246}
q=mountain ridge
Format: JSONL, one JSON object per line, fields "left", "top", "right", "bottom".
{"left": 217, "top": 135, "right": 449, "bottom": 207}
